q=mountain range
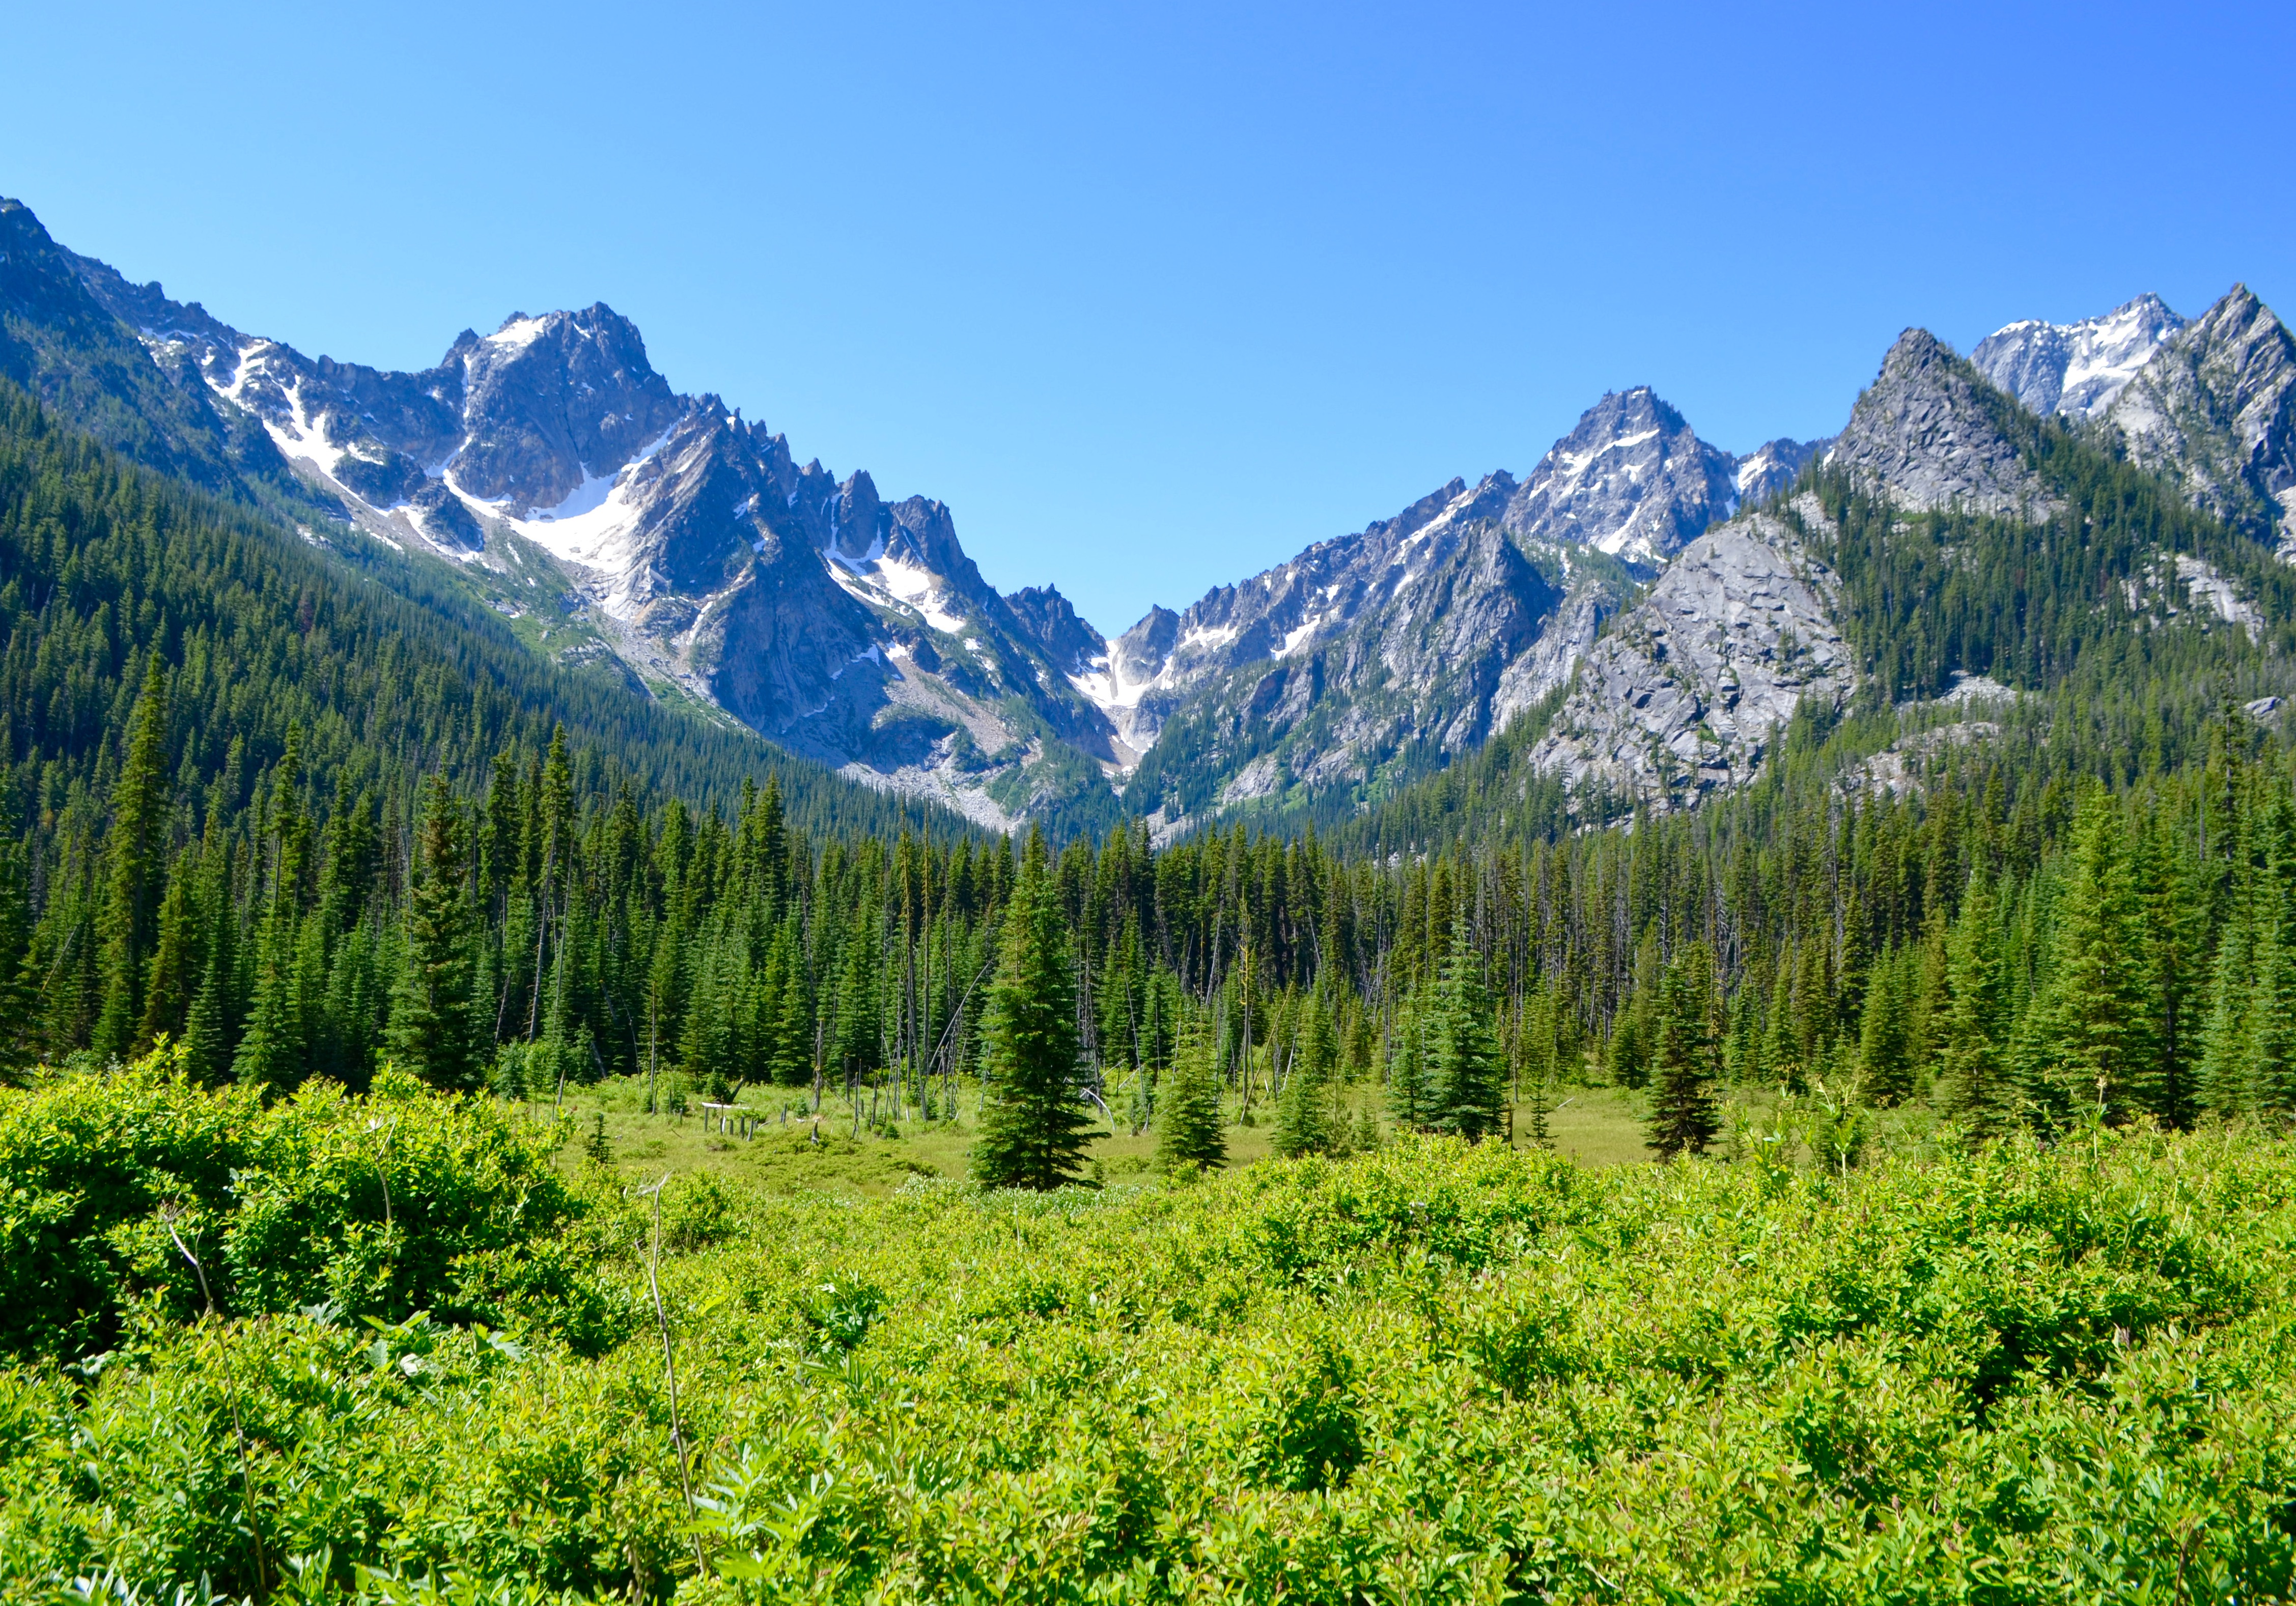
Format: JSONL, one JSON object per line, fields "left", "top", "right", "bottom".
{"left": 5, "top": 191, "right": 2292, "bottom": 833}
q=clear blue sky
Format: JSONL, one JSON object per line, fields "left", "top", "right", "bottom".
{"left": 6, "top": 1, "right": 2291, "bottom": 635}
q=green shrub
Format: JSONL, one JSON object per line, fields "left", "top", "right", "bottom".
{"left": 0, "top": 1050, "right": 596, "bottom": 1362}
{"left": 7, "top": 1128, "right": 2296, "bottom": 1601}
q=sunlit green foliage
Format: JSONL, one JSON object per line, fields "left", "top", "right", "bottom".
{"left": 4, "top": 1119, "right": 2294, "bottom": 1600}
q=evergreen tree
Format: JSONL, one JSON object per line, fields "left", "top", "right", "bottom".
{"left": 1856, "top": 951, "right": 1912, "bottom": 1105}
{"left": 1429, "top": 921, "right": 1505, "bottom": 1140}
{"left": 0, "top": 839, "right": 34, "bottom": 1078}
{"left": 970, "top": 841, "right": 1093, "bottom": 1190}
{"left": 1274, "top": 989, "right": 1341, "bottom": 1159}
{"left": 179, "top": 848, "right": 239, "bottom": 1086}
{"left": 1935, "top": 873, "right": 2010, "bottom": 1140}
{"left": 1156, "top": 1022, "right": 1226, "bottom": 1173}
{"left": 1385, "top": 1004, "right": 1431, "bottom": 1130}
{"left": 1760, "top": 959, "right": 1801, "bottom": 1092}
{"left": 1646, "top": 941, "right": 1722, "bottom": 1159}
{"left": 136, "top": 856, "right": 198, "bottom": 1051}
{"left": 390, "top": 776, "right": 484, "bottom": 1090}
{"left": 2021, "top": 795, "right": 2149, "bottom": 1125}
{"left": 93, "top": 652, "right": 170, "bottom": 1059}
{"left": 2198, "top": 871, "right": 2259, "bottom": 1116}
{"left": 1272, "top": 1002, "right": 1331, "bottom": 1160}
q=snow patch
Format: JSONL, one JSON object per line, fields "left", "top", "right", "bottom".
{"left": 486, "top": 316, "right": 552, "bottom": 352}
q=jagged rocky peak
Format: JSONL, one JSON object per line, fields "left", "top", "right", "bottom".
{"left": 1824, "top": 329, "right": 2052, "bottom": 517}
{"left": 1733, "top": 438, "right": 1824, "bottom": 504}
{"left": 1005, "top": 585, "right": 1104, "bottom": 675}
{"left": 1972, "top": 293, "right": 2187, "bottom": 420}
{"left": 1111, "top": 606, "right": 1179, "bottom": 686}
{"left": 819, "top": 469, "right": 886, "bottom": 561}
{"left": 448, "top": 305, "right": 683, "bottom": 511}
{"left": 1500, "top": 386, "right": 1738, "bottom": 564}
{"left": 2106, "top": 285, "right": 2296, "bottom": 543}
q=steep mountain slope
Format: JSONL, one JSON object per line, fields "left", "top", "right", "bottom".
{"left": 8, "top": 197, "right": 1122, "bottom": 831}
{"left": 1975, "top": 287, "right": 2296, "bottom": 554}
{"left": 1465, "top": 325, "right": 2296, "bottom": 823}
{"left": 1971, "top": 294, "right": 2187, "bottom": 420}
{"left": 1822, "top": 330, "right": 2057, "bottom": 518}
{"left": 2105, "top": 286, "right": 2296, "bottom": 549}
{"left": 1522, "top": 505, "right": 1851, "bottom": 806}
{"left": 0, "top": 200, "right": 295, "bottom": 501}
{"left": 1492, "top": 387, "right": 1740, "bottom": 565}
{"left": 1092, "top": 390, "right": 1815, "bottom": 828}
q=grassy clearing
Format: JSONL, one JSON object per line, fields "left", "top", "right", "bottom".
{"left": 536, "top": 1077, "right": 1660, "bottom": 1197}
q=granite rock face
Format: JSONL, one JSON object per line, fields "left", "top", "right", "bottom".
{"left": 1972, "top": 294, "right": 2187, "bottom": 420}
{"left": 1524, "top": 502, "right": 1853, "bottom": 809}
{"left": 1824, "top": 330, "right": 2053, "bottom": 518}
{"left": 1497, "top": 387, "right": 1739, "bottom": 565}
{"left": 1090, "top": 386, "right": 1768, "bottom": 817}
{"left": 2105, "top": 286, "right": 2296, "bottom": 547}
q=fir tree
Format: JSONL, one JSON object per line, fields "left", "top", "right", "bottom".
{"left": 1274, "top": 990, "right": 1340, "bottom": 1159}
{"left": 970, "top": 840, "right": 1094, "bottom": 1190}
{"left": 0, "top": 839, "right": 34, "bottom": 1078}
{"left": 1856, "top": 952, "right": 1912, "bottom": 1105}
{"left": 1273, "top": 1046, "right": 1329, "bottom": 1160}
{"left": 1646, "top": 941, "right": 1722, "bottom": 1159}
{"left": 1156, "top": 1023, "right": 1226, "bottom": 1173}
{"left": 2021, "top": 795, "right": 2149, "bottom": 1126}
{"left": 93, "top": 652, "right": 171, "bottom": 1059}
{"left": 1386, "top": 1005, "right": 1431, "bottom": 1131}
{"left": 390, "top": 776, "right": 485, "bottom": 1091}
{"left": 1429, "top": 921, "right": 1505, "bottom": 1141}
{"left": 1935, "top": 872, "right": 2009, "bottom": 1140}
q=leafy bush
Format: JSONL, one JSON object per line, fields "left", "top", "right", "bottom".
{"left": 0, "top": 1050, "right": 597, "bottom": 1362}
{"left": 6, "top": 1128, "right": 2296, "bottom": 1601}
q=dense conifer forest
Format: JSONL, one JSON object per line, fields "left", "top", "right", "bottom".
{"left": 11, "top": 360, "right": 2296, "bottom": 1145}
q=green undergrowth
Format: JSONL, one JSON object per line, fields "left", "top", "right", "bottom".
{"left": 3, "top": 1070, "right": 2296, "bottom": 1602}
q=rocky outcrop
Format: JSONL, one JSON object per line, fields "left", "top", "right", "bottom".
{"left": 2105, "top": 286, "right": 2296, "bottom": 547}
{"left": 1526, "top": 503, "right": 1852, "bottom": 809}
{"left": 1005, "top": 585, "right": 1103, "bottom": 675}
{"left": 1824, "top": 330, "right": 2053, "bottom": 518}
{"left": 1090, "top": 387, "right": 1755, "bottom": 814}
{"left": 1972, "top": 294, "right": 2186, "bottom": 420}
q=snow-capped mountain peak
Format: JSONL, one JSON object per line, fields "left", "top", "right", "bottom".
{"left": 1971, "top": 293, "right": 2187, "bottom": 421}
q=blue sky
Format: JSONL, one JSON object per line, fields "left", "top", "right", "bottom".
{"left": 6, "top": 1, "right": 2291, "bottom": 634}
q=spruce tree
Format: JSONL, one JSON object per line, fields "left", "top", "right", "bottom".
{"left": 2021, "top": 795, "right": 2149, "bottom": 1126}
{"left": 1645, "top": 941, "right": 1722, "bottom": 1159}
{"left": 970, "top": 841, "right": 1094, "bottom": 1190}
{"left": 1430, "top": 921, "right": 1506, "bottom": 1140}
{"left": 1156, "top": 1023, "right": 1226, "bottom": 1173}
{"left": 1385, "top": 1004, "right": 1430, "bottom": 1131}
{"left": 1935, "top": 873, "right": 2009, "bottom": 1140}
{"left": 2198, "top": 874, "right": 2258, "bottom": 1116}
{"left": 1856, "top": 952, "right": 1911, "bottom": 1105}
{"left": 0, "top": 839, "right": 34, "bottom": 1078}
{"left": 390, "top": 776, "right": 485, "bottom": 1091}
{"left": 93, "top": 653, "right": 170, "bottom": 1060}
{"left": 1274, "top": 990, "right": 1340, "bottom": 1159}
{"left": 1273, "top": 1051, "right": 1329, "bottom": 1159}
